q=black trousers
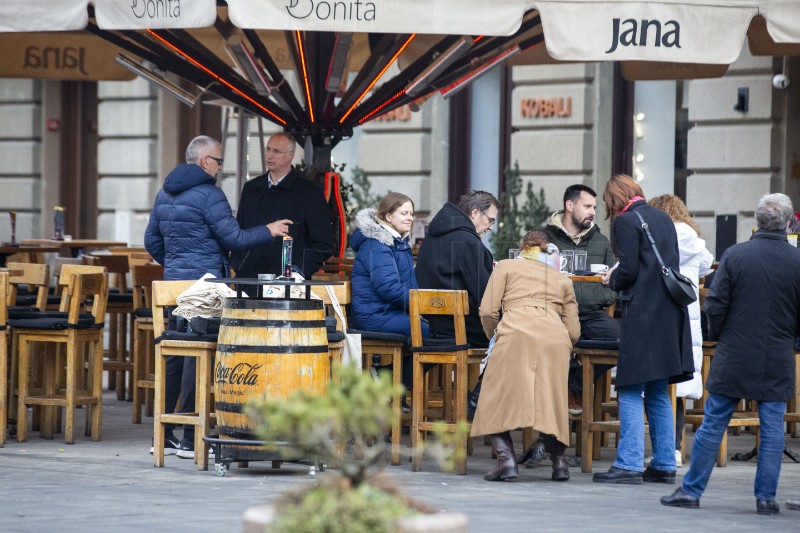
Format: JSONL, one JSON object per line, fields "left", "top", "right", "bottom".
{"left": 164, "top": 312, "right": 196, "bottom": 440}
{"left": 568, "top": 310, "right": 619, "bottom": 394}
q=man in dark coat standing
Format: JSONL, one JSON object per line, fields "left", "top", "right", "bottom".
{"left": 231, "top": 132, "right": 335, "bottom": 278}
{"left": 662, "top": 193, "right": 800, "bottom": 515}
{"left": 415, "top": 190, "right": 500, "bottom": 348}
{"left": 145, "top": 135, "right": 274, "bottom": 458}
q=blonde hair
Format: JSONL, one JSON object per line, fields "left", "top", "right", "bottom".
{"left": 649, "top": 194, "right": 701, "bottom": 237}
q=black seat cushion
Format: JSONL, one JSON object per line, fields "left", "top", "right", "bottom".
{"left": 107, "top": 292, "right": 134, "bottom": 304}
{"left": 156, "top": 330, "right": 218, "bottom": 343}
{"left": 410, "top": 336, "right": 470, "bottom": 353}
{"left": 575, "top": 338, "right": 620, "bottom": 350}
{"left": 175, "top": 316, "right": 221, "bottom": 335}
{"left": 14, "top": 295, "right": 39, "bottom": 307}
{"left": 348, "top": 329, "right": 409, "bottom": 343}
{"left": 327, "top": 330, "right": 345, "bottom": 343}
{"left": 134, "top": 308, "right": 153, "bottom": 319}
{"left": 9, "top": 313, "right": 103, "bottom": 330}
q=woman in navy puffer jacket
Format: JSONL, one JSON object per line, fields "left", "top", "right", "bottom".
{"left": 350, "top": 192, "right": 429, "bottom": 338}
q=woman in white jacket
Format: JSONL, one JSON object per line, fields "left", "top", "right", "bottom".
{"left": 649, "top": 195, "right": 714, "bottom": 465}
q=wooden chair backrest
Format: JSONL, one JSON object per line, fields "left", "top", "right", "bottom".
{"left": 0, "top": 271, "right": 8, "bottom": 327}
{"left": 699, "top": 286, "right": 710, "bottom": 308}
{"left": 84, "top": 254, "right": 130, "bottom": 292}
{"left": 151, "top": 280, "right": 196, "bottom": 338}
{"left": 58, "top": 264, "right": 106, "bottom": 313}
{"left": 64, "top": 269, "right": 109, "bottom": 325}
{"left": 310, "top": 282, "right": 351, "bottom": 330}
{"left": 6, "top": 261, "right": 50, "bottom": 310}
{"left": 131, "top": 264, "right": 164, "bottom": 310}
{"left": 409, "top": 289, "right": 469, "bottom": 347}
{"left": 108, "top": 246, "right": 148, "bottom": 256}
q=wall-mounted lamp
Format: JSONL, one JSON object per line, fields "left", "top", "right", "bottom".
{"left": 635, "top": 152, "right": 645, "bottom": 163}
{"left": 635, "top": 111, "right": 645, "bottom": 121}
{"left": 633, "top": 168, "right": 644, "bottom": 182}
{"left": 440, "top": 45, "right": 520, "bottom": 99}
{"left": 733, "top": 87, "right": 749, "bottom": 113}
{"left": 225, "top": 35, "right": 272, "bottom": 96}
{"left": 405, "top": 36, "right": 472, "bottom": 97}
{"left": 115, "top": 53, "right": 198, "bottom": 107}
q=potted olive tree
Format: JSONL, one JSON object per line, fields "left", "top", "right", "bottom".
{"left": 243, "top": 363, "right": 469, "bottom": 533}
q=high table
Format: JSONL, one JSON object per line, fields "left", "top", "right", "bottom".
{"left": 21, "top": 239, "right": 127, "bottom": 258}
{"left": 207, "top": 277, "right": 339, "bottom": 299}
{"left": 0, "top": 244, "right": 61, "bottom": 267}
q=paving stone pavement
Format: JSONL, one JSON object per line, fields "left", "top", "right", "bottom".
{"left": 2, "top": 393, "right": 800, "bottom": 532}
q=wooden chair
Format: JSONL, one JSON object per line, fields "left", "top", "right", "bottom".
{"left": 7, "top": 262, "right": 50, "bottom": 311}
{"left": 408, "top": 289, "right": 483, "bottom": 475}
{"left": 5, "top": 262, "right": 50, "bottom": 418}
{"left": 131, "top": 263, "right": 164, "bottom": 423}
{"left": 0, "top": 272, "right": 10, "bottom": 446}
{"left": 151, "top": 280, "right": 216, "bottom": 470}
{"left": 312, "top": 257, "right": 354, "bottom": 281}
{"left": 85, "top": 254, "right": 135, "bottom": 401}
{"left": 14, "top": 268, "right": 108, "bottom": 444}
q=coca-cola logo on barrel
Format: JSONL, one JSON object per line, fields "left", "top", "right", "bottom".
{"left": 215, "top": 362, "right": 263, "bottom": 387}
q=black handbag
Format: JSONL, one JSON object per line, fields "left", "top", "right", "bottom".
{"left": 633, "top": 211, "right": 697, "bottom": 307}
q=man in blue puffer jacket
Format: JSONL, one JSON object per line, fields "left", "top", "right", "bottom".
{"left": 144, "top": 135, "right": 280, "bottom": 458}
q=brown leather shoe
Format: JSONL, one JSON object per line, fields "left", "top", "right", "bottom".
{"left": 551, "top": 454, "right": 570, "bottom": 481}
{"left": 484, "top": 432, "right": 519, "bottom": 481}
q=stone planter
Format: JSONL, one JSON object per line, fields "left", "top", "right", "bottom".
{"left": 243, "top": 504, "right": 469, "bottom": 533}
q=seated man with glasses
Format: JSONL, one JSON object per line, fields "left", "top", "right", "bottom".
{"left": 415, "top": 190, "right": 501, "bottom": 349}
{"left": 232, "top": 132, "right": 335, "bottom": 278}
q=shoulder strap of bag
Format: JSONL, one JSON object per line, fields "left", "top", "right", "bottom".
{"left": 633, "top": 211, "right": 668, "bottom": 273}
{"left": 324, "top": 285, "right": 348, "bottom": 331}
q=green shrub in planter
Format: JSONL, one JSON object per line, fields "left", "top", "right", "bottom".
{"left": 245, "top": 362, "right": 468, "bottom": 532}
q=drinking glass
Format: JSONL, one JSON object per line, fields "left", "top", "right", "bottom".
{"left": 574, "top": 250, "right": 587, "bottom": 272}
{"left": 560, "top": 250, "right": 574, "bottom": 274}
{"left": 508, "top": 248, "right": 521, "bottom": 259}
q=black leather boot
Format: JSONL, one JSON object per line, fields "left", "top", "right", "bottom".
{"left": 551, "top": 453, "right": 570, "bottom": 481}
{"left": 484, "top": 432, "right": 518, "bottom": 481}
{"left": 466, "top": 380, "right": 481, "bottom": 420}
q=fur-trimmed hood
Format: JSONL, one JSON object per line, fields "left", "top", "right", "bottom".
{"left": 351, "top": 207, "right": 404, "bottom": 250}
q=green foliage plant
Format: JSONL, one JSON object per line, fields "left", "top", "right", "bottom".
{"left": 246, "top": 362, "right": 468, "bottom": 533}
{"left": 489, "top": 161, "right": 551, "bottom": 260}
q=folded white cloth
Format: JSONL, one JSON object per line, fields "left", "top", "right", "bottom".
{"left": 173, "top": 273, "right": 239, "bottom": 320}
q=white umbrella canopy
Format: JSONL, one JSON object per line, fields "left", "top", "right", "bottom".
{"left": 0, "top": 1, "right": 799, "bottom": 135}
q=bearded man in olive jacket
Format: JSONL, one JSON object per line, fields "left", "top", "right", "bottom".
{"left": 662, "top": 193, "right": 800, "bottom": 515}
{"left": 415, "top": 191, "right": 500, "bottom": 348}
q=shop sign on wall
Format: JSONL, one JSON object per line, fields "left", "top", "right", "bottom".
{"left": 373, "top": 105, "right": 412, "bottom": 122}
{"left": 520, "top": 96, "right": 572, "bottom": 119}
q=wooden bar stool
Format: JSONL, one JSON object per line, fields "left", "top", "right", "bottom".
{"left": 131, "top": 264, "right": 164, "bottom": 423}
{"left": 151, "top": 280, "right": 216, "bottom": 470}
{"left": 85, "top": 254, "right": 135, "bottom": 400}
{"left": 0, "top": 272, "right": 10, "bottom": 446}
{"left": 408, "top": 289, "right": 484, "bottom": 475}
{"left": 14, "top": 268, "right": 108, "bottom": 444}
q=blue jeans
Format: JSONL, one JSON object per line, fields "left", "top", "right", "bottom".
{"left": 682, "top": 393, "right": 785, "bottom": 501}
{"left": 614, "top": 379, "right": 676, "bottom": 472}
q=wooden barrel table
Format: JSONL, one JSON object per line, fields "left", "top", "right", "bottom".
{"left": 214, "top": 297, "right": 329, "bottom": 459}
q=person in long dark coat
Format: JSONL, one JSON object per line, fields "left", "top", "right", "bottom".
{"left": 662, "top": 193, "right": 800, "bottom": 515}
{"left": 592, "top": 174, "right": 693, "bottom": 485}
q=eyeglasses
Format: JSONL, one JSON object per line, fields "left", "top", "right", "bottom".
{"left": 481, "top": 211, "right": 496, "bottom": 225}
{"left": 206, "top": 155, "right": 224, "bottom": 166}
{"left": 266, "top": 147, "right": 294, "bottom": 155}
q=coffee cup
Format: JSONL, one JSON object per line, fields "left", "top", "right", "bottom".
{"left": 590, "top": 263, "right": 608, "bottom": 273}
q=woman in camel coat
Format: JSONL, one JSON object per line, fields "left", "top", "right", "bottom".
{"left": 471, "top": 230, "right": 580, "bottom": 482}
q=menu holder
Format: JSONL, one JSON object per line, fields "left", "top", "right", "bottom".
{"left": 788, "top": 233, "right": 798, "bottom": 247}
